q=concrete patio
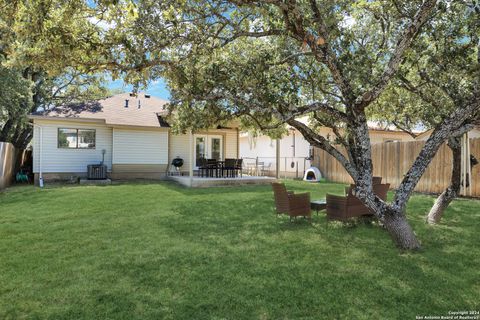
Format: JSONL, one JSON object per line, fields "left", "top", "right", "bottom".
{"left": 167, "top": 175, "right": 277, "bottom": 187}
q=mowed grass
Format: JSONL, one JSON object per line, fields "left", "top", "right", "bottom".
{"left": 0, "top": 180, "right": 479, "bottom": 319}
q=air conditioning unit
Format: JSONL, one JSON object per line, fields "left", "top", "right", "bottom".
{"left": 87, "top": 164, "right": 107, "bottom": 180}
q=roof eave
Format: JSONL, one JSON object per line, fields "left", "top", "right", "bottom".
{"left": 28, "top": 115, "right": 106, "bottom": 124}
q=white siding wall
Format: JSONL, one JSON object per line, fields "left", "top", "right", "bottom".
{"left": 112, "top": 128, "right": 168, "bottom": 164}
{"left": 240, "top": 135, "right": 275, "bottom": 159}
{"left": 225, "top": 131, "right": 238, "bottom": 158}
{"left": 33, "top": 120, "right": 113, "bottom": 173}
{"left": 239, "top": 131, "right": 310, "bottom": 159}
{"left": 239, "top": 130, "right": 311, "bottom": 174}
{"left": 169, "top": 134, "right": 191, "bottom": 171}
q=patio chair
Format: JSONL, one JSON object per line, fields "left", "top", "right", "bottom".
{"left": 261, "top": 162, "right": 272, "bottom": 176}
{"left": 257, "top": 162, "right": 265, "bottom": 176}
{"left": 198, "top": 158, "right": 208, "bottom": 177}
{"left": 222, "top": 158, "right": 237, "bottom": 177}
{"left": 207, "top": 159, "right": 219, "bottom": 177}
{"left": 234, "top": 159, "right": 243, "bottom": 177}
{"left": 326, "top": 180, "right": 390, "bottom": 221}
{"left": 272, "top": 183, "right": 311, "bottom": 220}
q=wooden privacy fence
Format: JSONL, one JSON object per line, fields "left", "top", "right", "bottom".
{"left": 0, "top": 142, "right": 16, "bottom": 191}
{"left": 313, "top": 138, "right": 480, "bottom": 197}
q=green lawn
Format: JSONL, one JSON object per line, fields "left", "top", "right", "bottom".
{"left": 0, "top": 180, "right": 479, "bottom": 319}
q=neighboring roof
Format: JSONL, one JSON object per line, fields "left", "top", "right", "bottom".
{"left": 366, "top": 121, "right": 424, "bottom": 134}
{"left": 416, "top": 124, "right": 480, "bottom": 140}
{"left": 30, "top": 93, "right": 170, "bottom": 128}
{"left": 282, "top": 118, "right": 420, "bottom": 134}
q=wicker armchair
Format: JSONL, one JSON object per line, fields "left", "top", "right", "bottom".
{"left": 272, "top": 183, "right": 311, "bottom": 220}
{"left": 326, "top": 180, "right": 390, "bottom": 221}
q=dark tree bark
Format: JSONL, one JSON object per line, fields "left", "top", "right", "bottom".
{"left": 0, "top": 70, "right": 44, "bottom": 149}
{"left": 0, "top": 119, "right": 14, "bottom": 142}
{"left": 427, "top": 136, "right": 462, "bottom": 224}
{"left": 383, "top": 210, "right": 421, "bottom": 250}
{"left": 12, "top": 127, "right": 33, "bottom": 150}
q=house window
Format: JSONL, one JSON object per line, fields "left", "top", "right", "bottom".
{"left": 58, "top": 128, "right": 96, "bottom": 149}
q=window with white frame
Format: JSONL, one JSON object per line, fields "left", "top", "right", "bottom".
{"left": 58, "top": 128, "right": 96, "bottom": 149}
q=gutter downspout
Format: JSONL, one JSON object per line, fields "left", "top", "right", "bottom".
{"left": 189, "top": 130, "right": 194, "bottom": 187}
{"left": 40, "top": 125, "right": 44, "bottom": 187}
{"left": 31, "top": 123, "right": 44, "bottom": 188}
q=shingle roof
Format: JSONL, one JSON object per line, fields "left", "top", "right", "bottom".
{"left": 31, "top": 93, "right": 170, "bottom": 128}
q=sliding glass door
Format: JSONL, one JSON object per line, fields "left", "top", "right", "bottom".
{"left": 194, "top": 135, "right": 223, "bottom": 168}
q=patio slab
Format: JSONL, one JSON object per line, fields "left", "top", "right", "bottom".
{"left": 167, "top": 175, "right": 277, "bottom": 188}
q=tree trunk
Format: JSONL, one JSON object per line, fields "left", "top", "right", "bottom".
{"left": 382, "top": 211, "right": 421, "bottom": 250}
{"left": 427, "top": 137, "right": 462, "bottom": 224}
{"left": 0, "top": 119, "right": 14, "bottom": 142}
{"left": 11, "top": 127, "right": 33, "bottom": 150}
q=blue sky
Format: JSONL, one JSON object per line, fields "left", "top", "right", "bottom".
{"left": 107, "top": 77, "right": 171, "bottom": 100}
{"left": 86, "top": 1, "right": 171, "bottom": 99}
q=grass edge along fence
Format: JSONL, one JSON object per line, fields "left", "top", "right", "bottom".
{"left": 313, "top": 138, "right": 480, "bottom": 197}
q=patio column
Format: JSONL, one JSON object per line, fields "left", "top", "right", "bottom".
{"left": 189, "top": 130, "right": 194, "bottom": 187}
{"left": 276, "top": 139, "right": 280, "bottom": 179}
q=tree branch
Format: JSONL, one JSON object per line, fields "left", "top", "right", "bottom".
{"left": 307, "top": 0, "right": 354, "bottom": 104}
{"left": 391, "top": 120, "right": 419, "bottom": 139}
{"left": 220, "top": 29, "right": 284, "bottom": 45}
{"left": 355, "top": 0, "right": 438, "bottom": 110}
{"left": 267, "top": 52, "right": 315, "bottom": 66}
{"left": 287, "top": 118, "right": 358, "bottom": 180}
{"left": 393, "top": 98, "right": 480, "bottom": 212}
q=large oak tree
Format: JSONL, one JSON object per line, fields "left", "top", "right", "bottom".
{"left": 118, "top": 0, "right": 480, "bottom": 250}
{"left": 369, "top": 0, "right": 480, "bottom": 224}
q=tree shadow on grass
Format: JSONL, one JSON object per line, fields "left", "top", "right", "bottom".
{"left": 108, "top": 195, "right": 472, "bottom": 319}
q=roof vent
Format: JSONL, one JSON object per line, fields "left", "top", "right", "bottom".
{"left": 144, "top": 94, "right": 151, "bottom": 98}
{"left": 125, "top": 99, "right": 129, "bottom": 108}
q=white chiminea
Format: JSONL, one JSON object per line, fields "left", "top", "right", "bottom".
{"left": 303, "top": 167, "right": 322, "bottom": 182}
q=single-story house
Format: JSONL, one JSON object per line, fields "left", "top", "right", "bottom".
{"left": 29, "top": 93, "right": 239, "bottom": 183}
